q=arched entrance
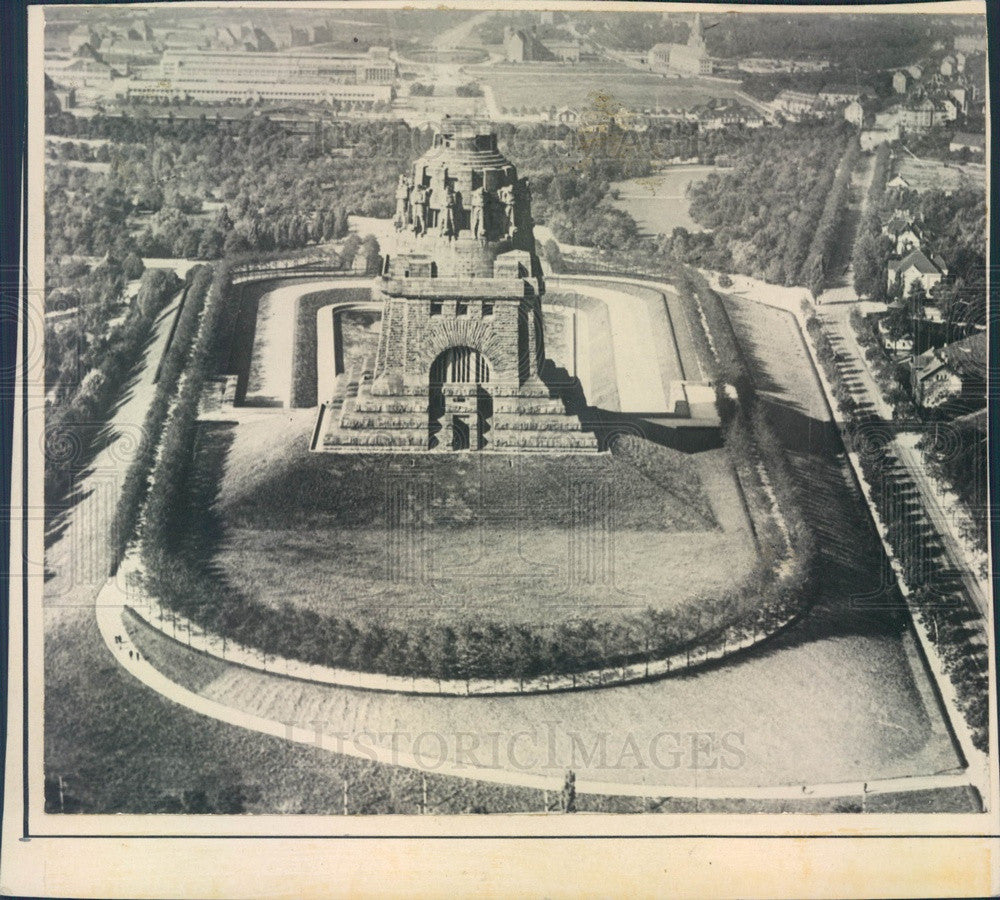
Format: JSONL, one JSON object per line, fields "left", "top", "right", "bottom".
{"left": 429, "top": 346, "right": 492, "bottom": 450}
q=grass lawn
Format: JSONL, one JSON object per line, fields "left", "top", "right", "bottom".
{"left": 609, "top": 166, "right": 718, "bottom": 236}
{"left": 45, "top": 606, "right": 551, "bottom": 814}
{"left": 197, "top": 414, "right": 756, "bottom": 628}
{"left": 473, "top": 63, "right": 739, "bottom": 112}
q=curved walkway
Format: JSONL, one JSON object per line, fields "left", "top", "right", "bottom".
{"left": 97, "top": 573, "right": 973, "bottom": 802}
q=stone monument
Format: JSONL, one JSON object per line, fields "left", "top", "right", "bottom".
{"left": 321, "top": 125, "right": 597, "bottom": 452}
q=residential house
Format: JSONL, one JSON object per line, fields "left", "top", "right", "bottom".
{"left": 887, "top": 248, "right": 946, "bottom": 294}
{"left": 948, "top": 85, "right": 968, "bottom": 114}
{"left": 886, "top": 173, "right": 910, "bottom": 190}
{"left": 876, "top": 318, "right": 914, "bottom": 357}
{"left": 891, "top": 70, "right": 910, "bottom": 94}
{"left": 936, "top": 94, "right": 959, "bottom": 121}
{"left": 901, "top": 95, "right": 941, "bottom": 132}
{"left": 910, "top": 332, "right": 986, "bottom": 409}
{"left": 939, "top": 55, "right": 955, "bottom": 77}
{"left": 905, "top": 63, "right": 923, "bottom": 80}
{"left": 949, "top": 131, "right": 985, "bottom": 155}
{"left": 882, "top": 214, "right": 922, "bottom": 255}
{"left": 954, "top": 50, "right": 967, "bottom": 72}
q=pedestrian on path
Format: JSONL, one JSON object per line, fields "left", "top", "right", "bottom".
{"left": 129, "top": 650, "right": 133, "bottom": 660}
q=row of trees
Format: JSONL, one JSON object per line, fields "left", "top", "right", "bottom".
{"left": 804, "top": 305, "right": 987, "bottom": 752}
{"left": 800, "top": 139, "right": 860, "bottom": 297}
{"left": 851, "top": 143, "right": 893, "bottom": 300}
{"left": 46, "top": 266, "right": 181, "bottom": 512}
{"left": 110, "top": 265, "right": 214, "bottom": 564}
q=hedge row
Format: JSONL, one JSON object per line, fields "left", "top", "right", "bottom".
{"left": 800, "top": 138, "right": 860, "bottom": 297}
{"left": 109, "top": 266, "right": 214, "bottom": 566}
{"left": 850, "top": 143, "right": 893, "bottom": 300}
{"left": 46, "top": 268, "right": 182, "bottom": 510}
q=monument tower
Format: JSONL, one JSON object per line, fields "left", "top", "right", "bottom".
{"left": 321, "top": 125, "right": 597, "bottom": 452}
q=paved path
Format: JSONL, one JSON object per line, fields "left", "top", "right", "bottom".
{"left": 819, "top": 303, "right": 990, "bottom": 620}
{"left": 45, "top": 289, "right": 185, "bottom": 612}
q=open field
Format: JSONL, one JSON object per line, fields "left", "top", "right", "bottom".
{"left": 609, "top": 166, "right": 719, "bottom": 236}
{"left": 895, "top": 156, "right": 983, "bottom": 194}
{"left": 469, "top": 63, "right": 739, "bottom": 112}
{"left": 201, "top": 413, "right": 758, "bottom": 628}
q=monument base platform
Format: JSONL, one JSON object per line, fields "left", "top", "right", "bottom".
{"left": 317, "top": 370, "right": 600, "bottom": 454}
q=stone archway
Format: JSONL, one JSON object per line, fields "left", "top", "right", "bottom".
{"left": 429, "top": 346, "right": 493, "bottom": 450}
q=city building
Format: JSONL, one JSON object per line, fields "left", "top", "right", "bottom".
{"left": 321, "top": 126, "right": 600, "bottom": 453}
{"left": 503, "top": 26, "right": 579, "bottom": 63}
{"left": 158, "top": 46, "right": 396, "bottom": 85}
{"left": 738, "top": 57, "right": 829, "bottom": 74}
{"left": 119, "top": 78, "right": 392, "bottom": 107}
{"left": 100, "top": 37, "right": 161, "bottom": 69}
{"left": 648, "top": 12, "right": 714, "bottom": 76}
{"left": 45, "top": 56, "right": 120, "bottom": 92}
{"left": 954, "top": 33, "right": 986, "bottom": 54}
{"left": 774, "top": 89, "right": 820, "bottom": 119}
{"left": 818, "top": 84, "right": 862, "bottom": 106}
{"left": 901, "top": 95, "right": 941, "bottom": 132}
{"left": 67, "top": 25, "right": 100, "bottom": 54}
{"left": 697, "top": 101, "right": 764, "bottom": 130}
{"left": 887, "top": 247, "right": 946, "bottom": 294}
{"left": 843, "top": 99, "right": 872, "bottom": 128}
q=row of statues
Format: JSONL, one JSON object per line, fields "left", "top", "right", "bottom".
{"left": 394, "top": 175, "right": 520, "bottom": 241}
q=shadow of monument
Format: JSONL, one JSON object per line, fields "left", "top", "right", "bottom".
{"left": 539, "top": 358, "right": 722, "bottom": 454}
